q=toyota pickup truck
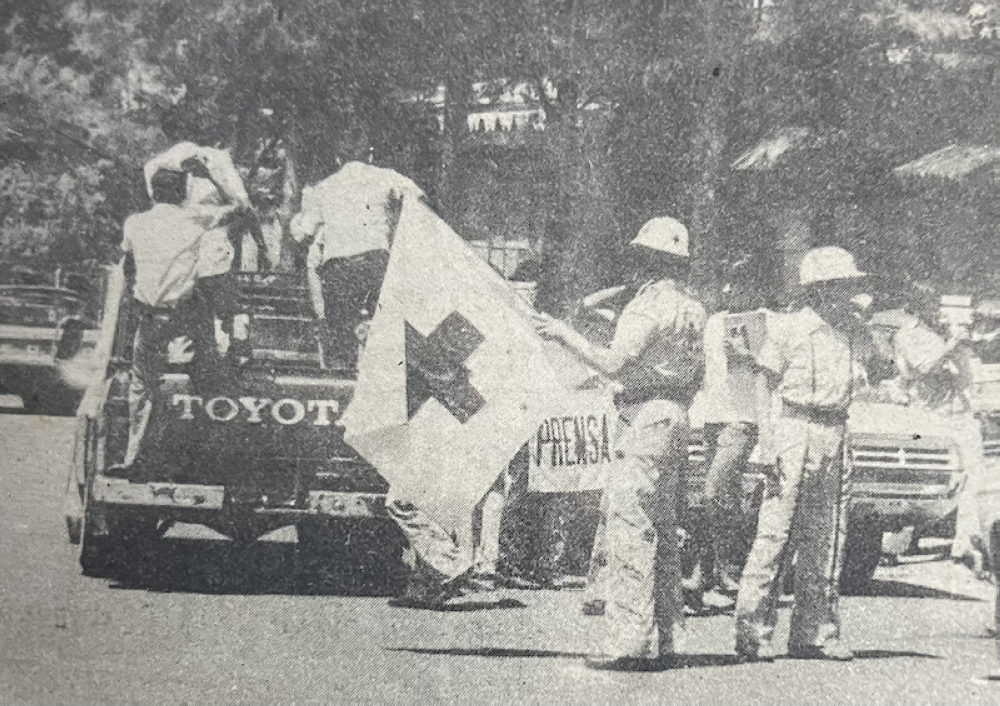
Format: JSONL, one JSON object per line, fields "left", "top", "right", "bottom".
{"left": 63, "top": 268, "right": 404, "bottom": 590}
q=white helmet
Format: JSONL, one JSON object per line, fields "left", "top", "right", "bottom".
{"left": 799, "top": 246, "right": 865, "bottom": 286}
{"left": 630, "top": 217, "right": 689, "bottom": 258}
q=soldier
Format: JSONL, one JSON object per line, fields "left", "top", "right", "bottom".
{"left": 734, "top": 246, "right": 867, "bottom": 663}
{"left": 534, "top": 217, "right": 706, "bottom": 671}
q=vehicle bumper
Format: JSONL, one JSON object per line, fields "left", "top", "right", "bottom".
{"left": 91, "top": 475, "right": 386, "bottom": 519}
{"left": 849, "top": 495, "right": 958, "bottom": 531}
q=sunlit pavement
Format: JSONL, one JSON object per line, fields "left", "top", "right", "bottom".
{"left": 0, "top": 413, "right": 997, "bottom": 706}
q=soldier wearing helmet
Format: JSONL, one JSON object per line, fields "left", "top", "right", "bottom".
{"left": 534, "top": 216, "right": 706, "bottom": 671}
{"left": 734, "top": 246, "right": 868, "bottom": 663}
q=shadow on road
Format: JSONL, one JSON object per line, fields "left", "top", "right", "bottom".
{"left": 388, "top": 647, "right": 753, "bottom": 669}
{"left": 388, "top": 598, "right": 529, "bottom": 612}
{"left": 102, "top": 537, "right": 407, "bottom": 598}
{"left": 851, "top": 649, "right": 942, "bottom": 660}
{"left": 389, "top": 646, "right": 591, "bottom": 659}
{"left": 865, "top": 578, "right": 985, "bottom": 602}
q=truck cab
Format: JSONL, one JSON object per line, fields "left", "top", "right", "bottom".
{"left": 63, "top": 267, "right": 404, "bottom": 589}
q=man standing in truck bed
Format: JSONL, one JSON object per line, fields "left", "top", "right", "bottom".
{"left": 120, "top": 166, "right": 243, "bottom": 470}
{"left": 290, "top": 159, "right": 426, "bottom": 369}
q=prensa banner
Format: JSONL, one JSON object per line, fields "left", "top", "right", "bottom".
{"left": 527, "top": 390, "right": 619, "bottom": 493}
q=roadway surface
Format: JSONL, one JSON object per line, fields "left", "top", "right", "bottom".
{"left": 0, "top": 413, "right": 997, "bottom": 706}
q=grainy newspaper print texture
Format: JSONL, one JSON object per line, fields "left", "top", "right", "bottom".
{"left": 0, "top": 2, "right": 998, "bottom": 705}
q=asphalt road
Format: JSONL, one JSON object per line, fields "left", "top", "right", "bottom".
{"left": 0, "top": 412, "right": 998, "bottom": 706}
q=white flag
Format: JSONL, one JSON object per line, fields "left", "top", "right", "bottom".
{"left": 341, "top": 199, "right": 595, "bottom": 544}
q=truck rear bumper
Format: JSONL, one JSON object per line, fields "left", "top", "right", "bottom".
{"left": 92, "top": 476, "right": 386, "bottom": 519}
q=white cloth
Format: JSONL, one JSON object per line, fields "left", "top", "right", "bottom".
{"left": 144, "top": 142, "right": 250, "bottom": 208}
{"left": 340, "top": 199, "right": 592, "bottom": 548}
{"left": 143, "top": 142, "right": 251, "bottom": 281}
{"left": 291, "top": 161, "right": 425, "bottom": 265}
{"left": 197, "top": 227, "right": 235, "bottom": 278}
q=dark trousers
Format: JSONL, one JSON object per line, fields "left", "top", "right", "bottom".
{"left": 694, "top": 421, "right": 758, "bottom": 592}
{"left": 125, "top": 295, "right": 223, "bottom": 474}
{"left": 318, "top": 250, "right": 389, "bottom": 368}
{"left": 194, "top": 273, "right": 239, "bottom": 334}
{"left": 126, "top": 305, "right": 199, "bottom": 470}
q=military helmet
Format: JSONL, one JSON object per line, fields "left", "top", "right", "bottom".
{"left": 799, "top": 246, "right": 865, "bottom": 285}
{"left": 630, "top": 217, "right": 689, "bottom": 258}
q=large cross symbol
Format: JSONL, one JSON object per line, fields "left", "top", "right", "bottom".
{"left": 404, "top": 311, "right": 486, "bottom": 423}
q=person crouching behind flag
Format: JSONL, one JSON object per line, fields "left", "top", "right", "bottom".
{"left": 534, "top": 217, "right": 706, "bottom": 671}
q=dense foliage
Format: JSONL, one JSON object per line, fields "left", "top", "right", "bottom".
{"left": 1, "top": 0, "right": 997, "bottom": 298}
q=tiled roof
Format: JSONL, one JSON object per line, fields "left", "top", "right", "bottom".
{"left": 731, "top": 127, "right": 819, "bottom": 171}
{"left": 894, "top": 144, "right": 1000, "bottom": 179}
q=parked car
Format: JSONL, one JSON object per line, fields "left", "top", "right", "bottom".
{"left": 684, "top": 395, "right": 1000, "bottom": 596}
{"left": 0, "top": 278, "right": 102, "bottom": 415}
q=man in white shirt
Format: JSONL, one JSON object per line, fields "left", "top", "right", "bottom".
{"left": 536, "top": 217, "right": 706, "bottom": 671}
{"left": 874, "top": 304, "right": 988, "bottom": 570}
{"left": 290, "top": 161, "right": 426, "bottom": 368}
{"left": 121, "top": 167, "right": 241, "bottom": 469}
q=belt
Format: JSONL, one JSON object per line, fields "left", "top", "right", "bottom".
{"left": 781, "top": 400, "right": 848, "bottom": 426}
{"left": 614, "top": 389, "right": 691, "bottom": 407}
{"left": 133, "top": 300, "right": 179, "bottom": 320}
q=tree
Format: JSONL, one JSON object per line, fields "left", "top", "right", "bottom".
{"left": 0, "top": 0, "right": 169, "bottom": 264}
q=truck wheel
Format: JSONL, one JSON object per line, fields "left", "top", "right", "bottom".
{"left": 295, "top": 520, "right": 352, "bottom": 593}
{"left": 839, "top": 522, "right": 882, "bottom": 595}
{"left": 296, "top": 519, "right": 407, "bottom": 596}
{"left": 79, "top": 504, "right": 158, "bottom": 578}
{"left": 78, "top": 505, "right": 115, "bottom": 578}
{"left": 35, "top": 386, "right": 81, "bottom": 417}
{"left": 20, "top": 390, "right": 43, "bottom": 415}
{"left": 65, "top": 515, "right": 82, "bottom": 546}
